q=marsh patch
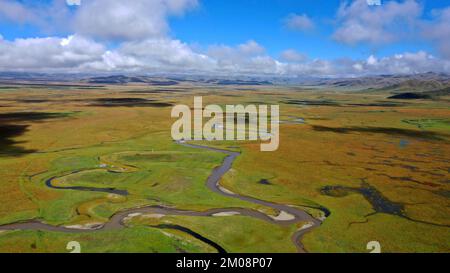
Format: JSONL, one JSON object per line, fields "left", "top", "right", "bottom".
{"left": 320, "top": 183, "right": 404, "bottom": 216}
{"left": 320, "top": 185, "right": 351, "bottom": 197}
{"left": 258, "top": 179, "right": 272, "bottom": 185}
{"left": 399, "top": 139, "right": 409, "bottom": 148}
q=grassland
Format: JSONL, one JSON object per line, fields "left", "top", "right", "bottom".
{"left": 0, "top": 84, "right": 448, "bottom": 253}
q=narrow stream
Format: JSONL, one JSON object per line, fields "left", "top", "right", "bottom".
{"left": 0, "top": 141, "right": 325, "bottom": 253}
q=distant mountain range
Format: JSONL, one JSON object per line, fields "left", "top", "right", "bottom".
{"left": 85, "top": 75, "right": 180, "bottom": 86}
{"left": 299, "top": 72, "right": 450, "bottom": 90}
{"left": 82, "top": 75, "right": 273, "bottom": 86}
{"left": 0, "top": 72, "right": 449, "bottom": 92}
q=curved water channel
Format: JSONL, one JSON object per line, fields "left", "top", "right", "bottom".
{"left": 0, "top": 141, "right": 325, "bottom": 253}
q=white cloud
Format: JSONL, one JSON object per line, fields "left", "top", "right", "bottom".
{"left": 238, "top": 40, "right": 265, "bottom": 55}
{"left": 116, "top": 39, "right": 215, "bottom": 72}
{"left": 284, "top": 14, "right": 315, "bottom": 32}
{"left": 206, "top": 41, "right": 281, "bottom": 74}
{"left": 0, "top": 35, "right": 105, "bottom": 71}
{"left": 344, "top": 51, "right": 450, "bottom": 75}
{"left": 280, "top": 49, "right": 307, "bottom": 63}
{"left": 66, "top": 0, "right": 81, "bottom": 6}
{"left": 367, "top": 55, "right": 378, "bottom": 65}
{"left": 74, "top": 0, "right": 198, "bottom": 41}
{"left": 0, "top": 0, "right": 449, "bottom": 76}
{"left": 333, "top": 0, "right": 422, "bottom": 45}
{"left": 0, "top": 33, "right": 448, "bottom": 76}
{"left": 423, "top": 7, "right": 450, "bottom": 59}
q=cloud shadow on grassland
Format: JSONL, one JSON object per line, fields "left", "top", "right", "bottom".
{"left": 0, "top": 124, "right": 36, "bottom": 156}
{"left": 89, "top": 98, "right": 173, "bottom": 107}
{"left": 0, "top": 111, "right": 76, "bottom": 157}
{"left": 311, "top": 125, "right": 448, "bottom": 141}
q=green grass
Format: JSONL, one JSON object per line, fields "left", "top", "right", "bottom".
{"left": 0, "top": 86, "right": 448, "bottom": 253}
{"left": 0, "top": 226, "right": 213, "bottom": 253}
{"left": 128, "top": 214, "right": 299, "bottom": 253}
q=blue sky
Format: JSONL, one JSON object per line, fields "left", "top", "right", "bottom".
{"left": 0, "top": 0, "right": 449, "bottom": 76}
{"left": 170, "top": 0, "right": 445, "bottom": 59}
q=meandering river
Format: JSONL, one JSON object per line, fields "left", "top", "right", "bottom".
{"left": 0, "top": 141, "right": 325, "bottom": 253}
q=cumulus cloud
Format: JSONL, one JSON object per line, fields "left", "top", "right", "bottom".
{"left": 74, "top": 0, "right": 198, "bottom": 41}
{"left": 340, "top": 51, "right": 450, "bottom": 75}
{"left": 280, "top": 49, "right": 307, "bottom": 63}
{"left": 115, "top": 39, "right": 215, "bottom": 72}
{"left": 0, "top": 0, "right": 449, "bottom": 76}
{"left": 333, "top": 0, "right": 422, "bottom": 45}
{"left": 0, "top": 0, "right": 197, "bottom": 40}
{"left": 423, "top": 7, "right": 450, "bottom": 59}
{"left": 284, "top": 13, "right": 315, "bottom": 32}
{"left": 0, "top": 35, "right": 105, "bottom": 71}
{"left": 0, "top": 33, "right": 449, "bottom": 76}
{"left": 206, "top": 41, "right": 282, "bottom": 74}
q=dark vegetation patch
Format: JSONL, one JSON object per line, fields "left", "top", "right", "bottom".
{"left": 90, "top": 98, "right": 173, "bottom": 107}
{"left": 388, "top": 87, "right": 450, "bottom": 100}
{"left": 284, "top": 99, "right": 406, "bottom": 107}
{"left": 285, "top": 99, "right": 340, "bottom": 106}
{"left": 311, "top": 125, "right": 447, "bottom": 141}
{"left": 124, "top": 89, "right": 186, "bottom": 94}
{"left": 321, "top": 183, "right": 404, "bottom": 216}
{"left": 209, "top": 79, "right": 272, "bottom": 86}
{"left": 258, "top": 179, "right": 272, "bottom": 185}
{"left": 433, "top": 190, "right": 450, "bottom": 199}
{"left": 17, "top": 99, "right": 49, "bottom": 103}
{"left": 388, "top": 92, "right": 432, "bottom": 100}
{"left": 348, "top": 101, "right": 405, "bottom": 107}
{"left": 321, "top": 183, "right": 450, "bottom": 227}
{"left": 320, "top": 185, "right": 350, "bottom": 198}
